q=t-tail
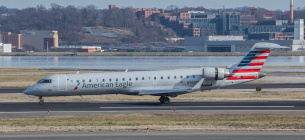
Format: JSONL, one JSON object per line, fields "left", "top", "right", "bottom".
{"left": 225, "top": 42, "right": 288, "bottom": 84}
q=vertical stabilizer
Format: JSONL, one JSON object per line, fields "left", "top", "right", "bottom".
{"left": 227, "top": 42, "right": 287, "bottom": 81}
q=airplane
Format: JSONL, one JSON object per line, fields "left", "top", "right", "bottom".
{"left": 23, "top": 42, "right": 288, "bottom": 104}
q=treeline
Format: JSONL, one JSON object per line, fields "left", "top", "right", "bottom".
{"left": 0, "top": 4, "right": 175, "bottom": 45}
{"left": 1, "top": 4, "right": 305, "bottom": 45}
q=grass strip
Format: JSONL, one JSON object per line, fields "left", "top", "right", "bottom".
{"left": 1, "top": 114, "right": 305, "bottom": 132}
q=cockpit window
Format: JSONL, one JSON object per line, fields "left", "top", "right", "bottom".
{"left": 37, "top": 79, "right": 52, "bottom": 83}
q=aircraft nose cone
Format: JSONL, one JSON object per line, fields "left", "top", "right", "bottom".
{"left": 23, "top": 88, "right": 30, "bottom": 95}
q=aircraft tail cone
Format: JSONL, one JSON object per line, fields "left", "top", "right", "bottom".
{"left": 258, "top": 72, "right": 266, "bottom": 79}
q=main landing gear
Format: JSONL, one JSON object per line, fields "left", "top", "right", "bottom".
{"left": 38, "top": 96, "right": 44, "bottom": 105}
{"left": 159, "top": 96, "right": 170, "bottom": 104}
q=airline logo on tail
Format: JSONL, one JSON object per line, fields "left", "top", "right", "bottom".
{"left": 227, "top": 47, "right": 271, "bottom": 80}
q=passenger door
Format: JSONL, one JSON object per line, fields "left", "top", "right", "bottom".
{"left": 58, "top": 75, "right": 67, "bottom": 91}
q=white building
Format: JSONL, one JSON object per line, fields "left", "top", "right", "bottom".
{"left": 0, "top": 43, "right": 12, "bottom": 52}
{"left": 291, "top": 19, "right": 305, "bottom": 51}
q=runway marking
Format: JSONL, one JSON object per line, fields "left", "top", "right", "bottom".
{"left": 1, "top": 110, "right": 305, "bottom": 115}
{"left": 1, "top": 131, "right": 305, "bottom": 138}
{"left": 99, "top": 106, "right": 295, "bottom": 109}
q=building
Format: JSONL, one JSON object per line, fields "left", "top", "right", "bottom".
{"left": 0, "top": 43, "right": 12, "bottom": 52}
{"left": 2, "top": 32, "right": 21, "bottom": 50}
{"left": 291, "top": 19, "right": 305, "bottom": 51}
{"left": 20, "top": 30, "right": 58, "bottom": 51}
{"left": 184, "top": 19, "right": 305, "bottom": 52}
{"left": 109, "top": 5, "right": 116, "bottom": 9}
{"left": 2, "top": 30, "right": 59, "bottom": 51}
{"left": 135, "top": 8, "right": 161, "bottom": 18}
{"left": 184, "top": 36, "right": 291, "bottom": 52}
{"left": 52, "top": 45, "right": 102, "bottom": 53}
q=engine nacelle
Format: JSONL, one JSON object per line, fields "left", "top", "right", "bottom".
{"left": 202, "top": 67, "right": 230, "bottom": 80}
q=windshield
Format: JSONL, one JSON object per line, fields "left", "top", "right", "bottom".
{"left": 37, "top": 79, "right": 52, "bottom": 83}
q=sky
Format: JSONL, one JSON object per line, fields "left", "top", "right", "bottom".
{"left": 1, "top": 0, "right": 305, "bottom": 11}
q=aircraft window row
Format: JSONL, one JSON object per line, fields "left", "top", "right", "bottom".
{"left": 37, "top": 79, "right": 52, "bottom": 83}
{"left": 72, "top": 75, "right": 198, "bottom": 83}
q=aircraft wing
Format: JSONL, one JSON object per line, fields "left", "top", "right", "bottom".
{"left": 138, "top": 78, "right": 204, "bottom": 96}
{"left": 138, "top": 89, "right": 190, "bottom": 96}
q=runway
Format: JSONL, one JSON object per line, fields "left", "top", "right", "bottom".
{"left": 1, "top": 101, "right": 305, "bottom": 118}
{"left": 1, "top": 131, "right": 305, "bottom": 140}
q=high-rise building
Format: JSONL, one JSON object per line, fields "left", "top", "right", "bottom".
{"left": 294, "top": 19, "right": 304, "bottom": 40}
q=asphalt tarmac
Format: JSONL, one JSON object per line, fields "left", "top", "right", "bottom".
{"left": 1, "top": 131, "right": 305, "bottom": 140}
{"left": 1, "top": 101, "right": 305, "bottom": 118}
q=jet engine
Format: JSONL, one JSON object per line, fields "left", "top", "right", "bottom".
{"left": 202, "top": 67, "right": 230, "bottom": 80}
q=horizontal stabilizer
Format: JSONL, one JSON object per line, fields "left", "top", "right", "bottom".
{"left": 254, "top": 42, "right": 289, "bottom": 49}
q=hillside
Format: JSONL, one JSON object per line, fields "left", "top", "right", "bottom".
{"left": 0, "top": 4, "right": 176, "bottom": 46}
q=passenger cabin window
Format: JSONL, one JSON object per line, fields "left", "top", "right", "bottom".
{"left": 129, "top": 78, "right": 132, "bottom": 81}
{"left": 109, "top": 78, "right": 112, "bottom": 82}
{"left": 136, "top": 77, "right": 138, "bottom": 81}
{"left": 180, "top": 76, "right": 183, "bottom": 79}
{"left": 168, "top": 76, "right": 170, "bottom": 79}
{"left": 193, "top": 75, "right": 195, "bottom": 78}
{"left": 82, "top": 80, "right": 85, "bottom": 82}
{"left": 187, "top": 76, "right": 189, "bottom": 78}
{"left": 102, "top": 79, "right": 105, "bottom": 82}
{"left": 77, "top": 80, "right": 79, "bottom": 83}
{"left": 122, "top": 78, "right": 125, "bottom": 81}
{"left": 116, "top": 78, "right": 118, "bottom": 81}
{"left": 161, "top": 76, "right": 163, "bottom": 80}
{"left": 89, "top": 79, "right": 91, "bottom": 82}
{"left": 174, "top": 76, "right": 177, "bottom": 79}
{"left": 96, "top": 79, "right": 98, "bottom": 82}
{"left": 38, "top": 79, "right": 52, "bottom": 83}
{"left": 154, "top": 77, "right": 156, "bottom": 80}
{"left": 142, "top": 77, "right": 145, "bottom": 80}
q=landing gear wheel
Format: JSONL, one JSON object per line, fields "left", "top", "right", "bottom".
{"left": 39, "top": 100, "right": 44, "bottom": 105}
{"left": 38, "top": 96, "right": 44, "bottom": 105}
{"left": 159, "top": 96, "right": 170, "bottom": 104}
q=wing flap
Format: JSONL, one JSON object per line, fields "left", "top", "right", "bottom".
{"left": 138, "top": 89, "right": 189, "bottom": 96}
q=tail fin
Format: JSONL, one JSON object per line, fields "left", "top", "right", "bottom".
{"left": 227, "top": 42, "right": 288, "bottom": 80}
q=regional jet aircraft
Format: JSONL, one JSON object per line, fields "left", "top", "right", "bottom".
{"left": 24, "top": 43, "right": 287, "bottom": 104}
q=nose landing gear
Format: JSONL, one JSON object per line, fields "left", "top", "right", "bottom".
{"left": 38, "top": 96, "right": 44, "bottom": 105}
{"left": 159, "top": 96, "right": 170, "bottom": 104}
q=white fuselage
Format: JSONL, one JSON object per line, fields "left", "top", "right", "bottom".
{"left": 23, "top": 67, "right": 250, "bottom": 97}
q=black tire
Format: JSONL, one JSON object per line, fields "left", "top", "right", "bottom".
{"left": 163, "top": 97, "right": 170, "bottom": 104}
{"left": 159, "top": 97, "right": 165, "bottom": 104}
{"left": 39, "top": 100, "right": 44, "bottom": 105}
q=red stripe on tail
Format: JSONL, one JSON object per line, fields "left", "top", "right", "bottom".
{"left": 257, "top": 50, "right": 270, "bottom": 53}
{"left": 248, "top": 62, "right": 264, "bottom": 66}
{"left": 226, "top": 76, "right": 258, "bottom": 80}
{"left": 253, "top": 56, "right": 268, "bottom": 60}
{"left": 232, "top": 69, "right": 261, "bottom": 73}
